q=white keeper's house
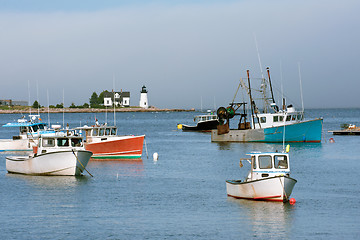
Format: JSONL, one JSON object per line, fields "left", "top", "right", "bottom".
{"left": 103, "top": 91, "right": 130, "bottom": 107}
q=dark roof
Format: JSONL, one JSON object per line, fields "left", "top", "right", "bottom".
{"left": 103, "top": 91, "right": 130, "bottom": 99}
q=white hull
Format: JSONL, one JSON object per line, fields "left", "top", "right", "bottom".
{"left": 0, "top": 138, "right": 36, "bottom": 151}
{"left": 6, "top": 150, "right": 92, "bottom": 176}
{"left": 226, "top": 176, "right": 297, "bottom": 202}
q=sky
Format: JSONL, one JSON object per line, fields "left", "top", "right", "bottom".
{"left": 0, "top": 0, "right": 359, "bottom": 109}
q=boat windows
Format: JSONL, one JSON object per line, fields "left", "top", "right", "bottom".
{"left": 286, "top": 115, "right": 291, "bottom": 121}
{"left": 297, "top": 114, "right": 303, "bottom": 120}
{"left": 32, "top": 125, "right": 39, "bottom": 132}
{"left": 275, "top": 155, "right": 288, "bottom": 169}
{"left": 93, "top": 128, "right": 99, "bottom": 136}
{"left": 260, "top": 117, "right": 266, "bottom": 123}
{"left": 71, "top": 138, "right": 82, "bottom": 147}
{"left": 57, "top": 138, "right": 69, "bottom": 147}
{"left": 105, "top": 128, "right": 111, "bottom": 136}
{"left": 38, "top": 124, "right": 45, "bottom": 130}
{"left": 111, "top": 128, "right": 116, "bottom": 135}
{"left": 258, "top": 155, "right": 272, "bottom": 169}
{"left": 20, "top": 126, "right": 27, "bottom": 134}
{"left": 279, "top": 116, "right": 284, "bottom": 122}
{"left": 273, "top": 116, "right": 278, "bottom": 122}
{"left": 99, "top": 128, "right": 105, "bottom": 136}
{"left": 292, "top": 115, "right": 296, "bottom": 121}
{"left": 43, "top": 138, "right": 55, "bottom": 147}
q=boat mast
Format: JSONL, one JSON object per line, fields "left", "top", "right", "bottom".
{"left": 113, "top": 74, "right": 116, "bottom": 126}
{"left": 298, "top": 62, "right": 304, "bottom": 113}
{"left": 254, "top": 33, "right": 268, "bottom": 113}
{"left": 247, "top": 70, "right": 261, "bottom": 129}
{"left": 266, "top": 67, "right": 278, "bottom": 112}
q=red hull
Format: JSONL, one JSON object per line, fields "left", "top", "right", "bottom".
{"left": 85, "top": 135, "right": 144, "bottom": 159}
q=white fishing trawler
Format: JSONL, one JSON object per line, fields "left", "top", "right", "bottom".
{"left": 226, "top": 148, "right": 297, "bottom": 202}
{"left": 0, "top": 115, "right": 55, "bottom": 151}
{"left": 6, "top": 133, "right": 92, "bottom": 176}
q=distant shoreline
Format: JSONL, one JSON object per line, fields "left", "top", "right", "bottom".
{"left": 0, "top": 107, "right": 195, "bottom": 114}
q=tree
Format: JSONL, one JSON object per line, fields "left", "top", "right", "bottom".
{"left": 32, "top": 100, "right": 41, "bottom": 108}
{"left": 98, "top": 90, "right": 109, "bottom": 105}
{"left": 83, "top": 103, "right": 89, "bottom": 108}
{"left": 56, "top": 103, "right": 64, "bottom": 108}
{"left": 69, "top": 102, "right": 76, "bottom": 108}
{"left": 90, "top": 92, "right": 99, "bottom": 108}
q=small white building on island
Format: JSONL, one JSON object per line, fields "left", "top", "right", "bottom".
{"left": 103, "top": 91, "right": 130, "bottom": 107}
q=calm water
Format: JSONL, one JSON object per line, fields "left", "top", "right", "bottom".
{"left": 0, "top": 109, "right": 359, "bottom": 239}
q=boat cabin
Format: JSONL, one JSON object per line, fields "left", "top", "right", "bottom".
{"left": 242, "top": 152, "right": 291, "bottom": 182}
{"left": 194, "top": 114, "right": 218, "bottom": 123}
{"left": 80, "top": 126, "right": 118, "bottom": 138}
{"left": 35, "top": 135, "right": 84, "bottom": 155}
{"left": 252, "top": 106, "right": 304, "bottom": 129}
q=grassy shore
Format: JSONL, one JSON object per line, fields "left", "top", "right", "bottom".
{"left": 0, "top": 106, "right": 195, "bottom": 114}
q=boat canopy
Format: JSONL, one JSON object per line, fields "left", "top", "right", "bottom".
{"left": 2, "top": 122, "right": 47, "bottom": 128}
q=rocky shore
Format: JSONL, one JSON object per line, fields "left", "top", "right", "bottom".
{"left": 0, "top": 106, "right": 195, "bottom": 114}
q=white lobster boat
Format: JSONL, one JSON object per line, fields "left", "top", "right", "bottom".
{"left": 6, "top": 133, "right": 92, "bottom": 176}
{"left": 226, "top": 150, "right": 297, "bottom": 202}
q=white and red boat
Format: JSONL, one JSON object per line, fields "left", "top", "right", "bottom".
{"left": 226, "top": 150, "right": 297, "bottom": 202}
{"left": 77, "top": 124, "right": 144, "bottom": 160}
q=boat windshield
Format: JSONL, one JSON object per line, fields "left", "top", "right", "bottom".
{"left": 71, "top": 138, "right": 82, "bottom": 147}
{"left": 57, "top": 138, "right": 69, "bottom": 147}
{"left": 105, "top": 128, "right": 111, "bottom": 136}
{"left": 111, "top": 128, "right": 117, "bottom": 135}
{"left": 99, "top": 128, "right": 105, "bottom": 136}
{"left": 93, "top": 128, "right": 99, "bottom": 136}
{"left": 42, "top": 138, "right": 55, "bottom": 147}
{"left": 274, "top": 155, "right": 288, "bottom": 169}
{"left": 258, "top": 155, "right": 272, "bottom": 169}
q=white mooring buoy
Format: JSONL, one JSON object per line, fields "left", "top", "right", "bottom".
{"left": 153, "top": 152, "right": 159, "bottom": 161}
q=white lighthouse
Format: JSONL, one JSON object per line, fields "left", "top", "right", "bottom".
{"left": 139, "top": 85, "right": 148, "bottom": 109}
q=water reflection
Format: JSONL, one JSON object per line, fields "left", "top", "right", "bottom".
{"left": 227, "top": 197, "right": 295, "bottom": 238}
{"left": 88, "top": 158, "right": 144, "bottom": 177}
{"left": 6, "top": 174, "right": 89, "bottom": 188}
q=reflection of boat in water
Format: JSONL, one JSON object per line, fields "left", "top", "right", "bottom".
{"left": 77, "top": 122, "right": 144, "bottom": 160}
{"left": 88, "top": 159, "right": 144, "bottom": 177}
{"left": 226, "top": 150, "right": 297, "bottom": 202}
{"left": 0, "top": 115, "right": 55, "bottom": 151}
{"left": 211, "top": 68, "right": 323, "bottom": 142}
{"left": 227, "top": 197, "right": 295, "bottom": 238}
{"left": 6, "top": 134, "right": 92, "bottom": 176}
{"left": 178, "top": 111, "right": 219, "bottom": 132}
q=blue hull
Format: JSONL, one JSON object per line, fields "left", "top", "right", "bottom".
{"left": 256, "top": 118, "right": 323, "bottom": 142}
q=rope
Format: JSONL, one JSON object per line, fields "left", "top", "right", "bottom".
{"left": 72, "top": 149, "right": 93, "bottom": 177}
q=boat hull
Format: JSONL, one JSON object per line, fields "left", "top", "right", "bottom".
{"left": 6, "top": 150, "right": 92, "bottom": 176}
{"left": 226, "top": 176, "right": 297, "bottom": 202}
{"left": 182, "top": 120, "right": 219, "bottom": 132}
{"left": 212, "top": 118, "right": 323, "bottom": 142}
{"left": 0, "top": 138, "right": 36, "bottom": 152}
{"left": 85, "top": 135, "right": 144, "bottom": 159}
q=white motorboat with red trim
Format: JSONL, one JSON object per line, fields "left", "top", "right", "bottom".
{"left": 6, "top": 133, "right": 92, "bottom": 176}
{"left": 226, "top": 150, "right": 297, "bottom": 202}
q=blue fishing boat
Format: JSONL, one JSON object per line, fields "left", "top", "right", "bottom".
{"left": 211, "top": 68, "right": 323, "bottom": 143}
{"left": 0, "top": 115, "right": 55, "bottom": 151}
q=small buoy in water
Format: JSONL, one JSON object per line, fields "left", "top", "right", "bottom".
{"left": 153, "top": 152, "right": 159, "bottom": 161}
{"left": 329, "top": 138, "right": 335, "bottom": 143}
{"left": 286, "top": 144, "right": 290, "bottom": 153}
{"left": 177, "top": 124, "right": 183, "bottom": 130}
{"left": 289, "top": 198, "right": 296, "bottom": 205}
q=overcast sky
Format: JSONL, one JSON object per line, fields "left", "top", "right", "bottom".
{"left": 0, "top": 0, "right": 359, "bottom": 109}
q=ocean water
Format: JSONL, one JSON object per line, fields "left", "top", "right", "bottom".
{"left": 0, "top": 109, "right": 359, "bottom": 239}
